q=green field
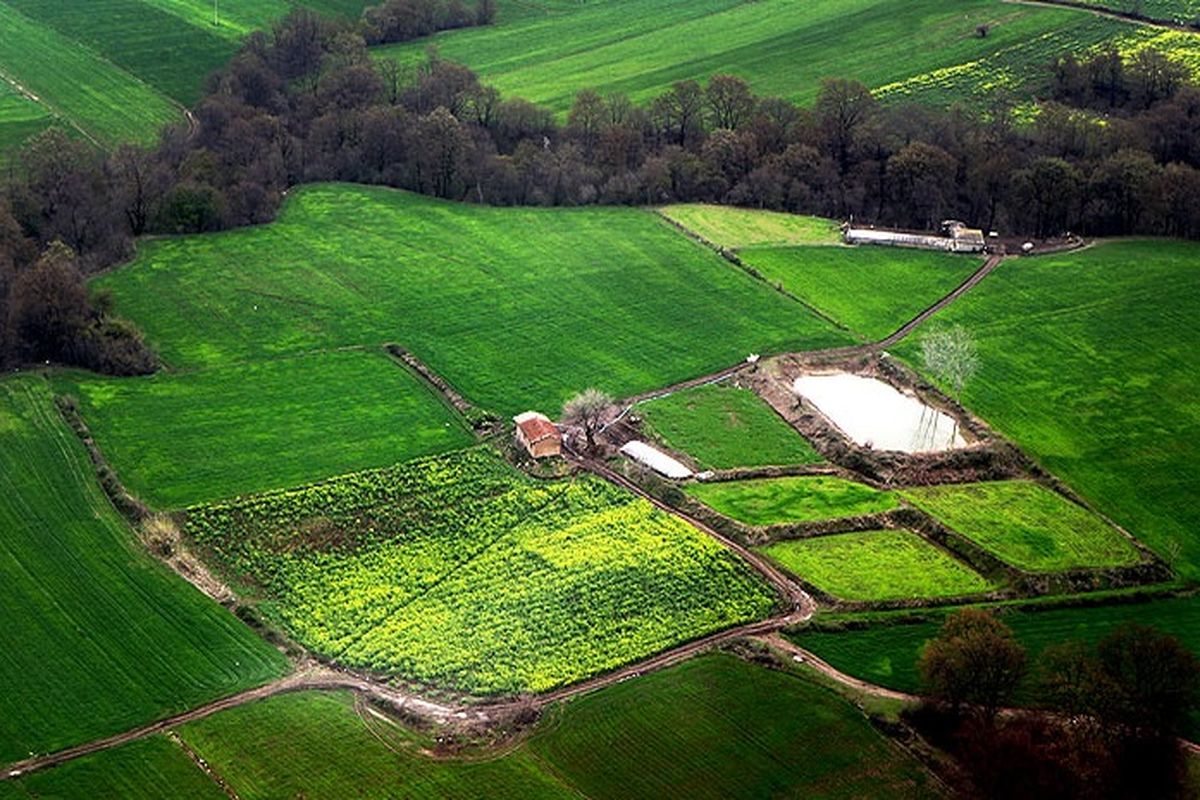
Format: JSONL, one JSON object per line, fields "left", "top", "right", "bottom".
{"left": 0, "top": 376, "right": 288, "bottom": 765}
{"left": 793, "top": 595, "right": 1200, "bottom": 697}
{"left": 4, "top": 655, "right": 938, "bottom": 799}
{"left": 0, "top": 3, "right": 184, "bottom": 146}
{"left": 56, "top": 349, "right": 474, "bottom": 508}
{"left": 0, "top": 83, "right": 53, "bottom": 162}
{"left": 894, "top": 240, "right": 1200, "bottom": 579}
{"left": 1075, "top": 0, "right": 1200, "bottom": 23}
{"left": 186, "top": 448, "right": 777, "bottom": 693}
{"left": 83, "top": 184, "right": 843, "bottom": 502}
{"left": 740, "top": 245, "right": 983, "bottom": 341}
{"left": 637, "top": 382, "right": 823, "bottom": 470}
{"left": 901, "top": 480, "right": 1142, "bottom": 572}
{"left": 373, "top": 0, "right": 1160, "bottom": 112}
{"left": 761, "top": 529, "right": 996, "bottom": 601}
{"left": 659, "top": 205, "right": 841, "bottom": 249}
{"left": 687, "top": 475, "right": 899, "bottom": 526}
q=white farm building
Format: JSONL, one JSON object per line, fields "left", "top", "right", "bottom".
{"left": 844, "top": 220, "right": 986, "bottom": 254}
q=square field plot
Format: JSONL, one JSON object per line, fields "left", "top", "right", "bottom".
{"left": 637, "top": 382, "right": 822, "bottom": 470}
{"left": 686, "top": 475, "right": 898, "bottom": 526}
{"left": 901, "top": 481, "right": 1142, "bottom": 573}
{"left": 760, "top": 529, "right": 995, "bottom": 602}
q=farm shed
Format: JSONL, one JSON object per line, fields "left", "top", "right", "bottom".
{"left": 844, "top": 220, "right": 986, "bottom": 254}
{"left": 514, "top": 411, "right": 562, "bottom": 458}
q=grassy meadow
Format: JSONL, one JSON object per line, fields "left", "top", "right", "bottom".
{"left": 740, "top": 245, "right": 983, "bottom": 341}
{"left": 0, "top": 84, "right": 53, "bottom": 164}
{"left": 636, "top": 382, "right": 823, "bottom": 470}
{"left": 687, "top": 475, "right": 899, "bottom": 526}
{"left": 761, "top": 529, "right": 996, "bottom": 601}
{"left": 659, "top": 205, "right": 841, "bottom": 249}
{"left": 57, "top": 349, "right": 474, "bottom": 508}
{"left": 895, "top": 240, "right": 1200, "bottom": 579}
{"left": 85, "top": 184, "right": 843, "bottom": 502}
{"left": 0, "top": 376, "right": 288, "bottom": 765}
{"left": 373, "top": 0, "right": 1159, "bottom": 112}
{"left": 186, "top": 448, "right": 777, "bottom": 694}
{"left": 8, "top": 655, "right": 939, "bottom": 799}
{"left": 901, "top": 481, "right": 1142, "bottom": 573}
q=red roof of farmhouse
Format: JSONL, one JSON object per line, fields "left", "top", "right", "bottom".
{"left": 515, "top": 413, "right": 559, "bottom": 443}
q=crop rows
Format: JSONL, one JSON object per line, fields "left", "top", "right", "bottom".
{"left": 187, "top": 448, "right": 778, "bottom": 694}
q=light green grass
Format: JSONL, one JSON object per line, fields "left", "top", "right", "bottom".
{"left": 687, "top": 475, "right": 899, "bottom": 526}
{"left": 761, "top": 529, "right": 995, "bottom": 601}
{"left": 162, "top": 655, "right": 939, "bottom": 800}
{"left": 0, "top": 736, "right": 223, "bottom": 799}
{"left": 86, "top": 184, "right": 844, "bottom": 503}
{"left": 637, "top": 382, "right": 823, "bottom": 470}
{"left": 0, "top": 376, "right": 288, "bottom": 765}
{"left": 901, "top": 480, "right": 1141, "bottom": 572}
{"left": 740, "top": 245, "right": 983, "bottom": 341}
{"left": 0, "top": 83, "right": 53, "bottom": 162}
{"left": 372, "top": 0, "right": 1157, "bottom": 112}
{"left": 55, "top": 349, "right": 474, "bottom": 508}
{"left": 0, "top": 3, "right": 183, "bottom": 146}
{"left": 186, "top": 448, "right": 777, "bottom": 694}
{"left": 659, "top": 205, "right": 841, "bottom": 249}
{"left": 137, "top": 0, "right": 294, "bottom": 40}
{"left": 2, "top": 0, "right": 236, "bottom": 105}
{"left": 895, "top": 240, "right": 1200, "bottom": 579}
{"left": 1074, "top": 0, "right": 1200, "bottom": 24}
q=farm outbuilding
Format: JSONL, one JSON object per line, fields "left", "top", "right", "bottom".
{"left": 844, "top": 220, "right": 986, "bottom": 254}
{"left": 514, "top": 411, "right": 562, "bottom": 458}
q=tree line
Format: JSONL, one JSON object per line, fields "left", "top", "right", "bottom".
{"left": 3, "top": 6, "right": 1200, "bottom": 370}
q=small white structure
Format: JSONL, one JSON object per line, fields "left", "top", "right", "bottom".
{"left": 843, "top": 220, "right": 985, "bottom": 254}
{"left": 619, "top": 441, "right": 693, "bottom": 479}
{"left": 794, "top": 373, "right": 965, "bottom": 453}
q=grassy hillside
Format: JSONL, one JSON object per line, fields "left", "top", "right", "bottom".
{"left": 81, "top": 184, "right": 844, "bottom": 504}
{"left": 0, "top": 376, "right": 288, "bottom": 765}
{"left": 7, "top": 655, "right": 939, "bottom": 798}
{"left": 186, "top": 448, "right": 776, "bottom": 693}
{"left": 739, "top": 245, "right": 983, "bottom": 341}
{"left": 57, "top": 349, "right": 474, "bottom": 508}
{"left": 894, "top": 240, "right": 1200, "bottom": 578}
{"left": 659, "top": 205, "right": 841, "bottom": 249}
{"left": 637, "top": 382, "right": 824, "bottom": 469}
{"left": 372, "top": 0, "right": 1174, "bottom": 112}
{"left": 0, "top": 84, "right": 53, "bottom": 164}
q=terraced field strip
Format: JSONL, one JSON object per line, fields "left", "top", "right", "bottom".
{"left": 657, "top": 205, "right": 842, "bottom": 249}
{"left": 686, "top": 475, "right": 899, "bottom": 526}
{"left": 0, "top": 376, "right": 289, "bottom": 766}
{"left": 0, "top": 80, "right": 53, "bottom": 163}
{"left": 0, "top": 2, "right": 183, "bottom": 145}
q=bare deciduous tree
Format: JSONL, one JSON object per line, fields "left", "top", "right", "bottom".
{"left": 562, "top": 388, "right": 613, "bottom": 452}
{"left": 922, "top": 324, "right": 980, "bottom": 405}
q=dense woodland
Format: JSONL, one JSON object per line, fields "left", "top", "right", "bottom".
{"left": 2, "top": 3, "right": 1200, "bottom": 370}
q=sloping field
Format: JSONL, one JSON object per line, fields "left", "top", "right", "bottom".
{"left": 57, "top": 349, "right": 474, "bottom": 508}
{"left": 0, "top": 3, "right": 183, "bottom": 146}
{"left": 637, "top": 382, "right": 823, "bottom": 470}
{"left": 0, "top": 82, "right": 53, "bottom": 163}
{"left": 1074, "top": 0, "right": 1200, "bottom": 24}
{"left": 901, "top": 480, "right": 1142, "bottom": 572}
{"left": 373, "top": 0, "right": 1159, "bottom": 111}
{"left": 894, "top": 240, "right": 1200, "bottom": 578}
{"left": 0, "top": 376, "right": 288, "bottom": 765}
{"left": 762, "top": 529, "right": 996, "bottom": 601}
{"left": 186, "top": 448, "right": 777, "bottom": 693}
{"left": 687, "top": 476, "right": 899, "bottom": 526}
{"left": 659, "top": 205, "right": 841, "bottom": 249}
{"left": 7, "top": 655, "right": 939, "bottom": 798}
{"left": 84, "top": 184, "right": 844, "bottom": 502}
{"left": 740, "top": 245, "right": 983, "bottom": 341}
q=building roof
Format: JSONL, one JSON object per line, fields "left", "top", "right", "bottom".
{"left": 514, "top": 411, "right": 560, "bottom": 443}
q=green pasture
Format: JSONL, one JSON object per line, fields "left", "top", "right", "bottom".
{"left": 29, "top": 655, "right": 936, "bottom": 799}
{"left": 901, "top": 480, "right": 1142, "bottom": 572}
{"left": 895, "top": 240, "right": 1200, "bottom": 578}
{"left": 87, "top": 184, "right": 843, "bottom": 501}
{"left": 0, "top": 84, "right": 53, "bottom": 163}
{"left": 637, "top": 382, "right": 823, "bottom": 470}
{"left": 658, "top": 205, "right": 841, "bottom": 249}
{"left": 0, "top": 376, "right": 288, "bottom": 765}
{"left": 687, "top": 475, "right": 898, "bottom": 526}
{"left": 186, "top": 449, "right": 777, "bottom": 694}
{"left": 792, "top": 595, "right": 1200, "bottom": 698}
{"left": 56, "top": 348, "right": 474, "bottom": 508}
{"left": 740, "top": 245, "right": 982, "bottom": 341}
{"left": 372, "top": 0, "right": 1148, "bottom": 112}
{"left": 0, "top": 3, "right": 183, "bottom": 146}
{"left": 761, "top": 529, "right": 996, "bottom": 601}
{"left": 1074, "top": 0, "right": 1200, "bottom": 24}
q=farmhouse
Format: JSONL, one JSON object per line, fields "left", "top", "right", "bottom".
{"left": 514, "top": 411, "right": 562, "bottom": 458}
{"left": 844, "top": 219, "right": 986, "bottom": 254}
